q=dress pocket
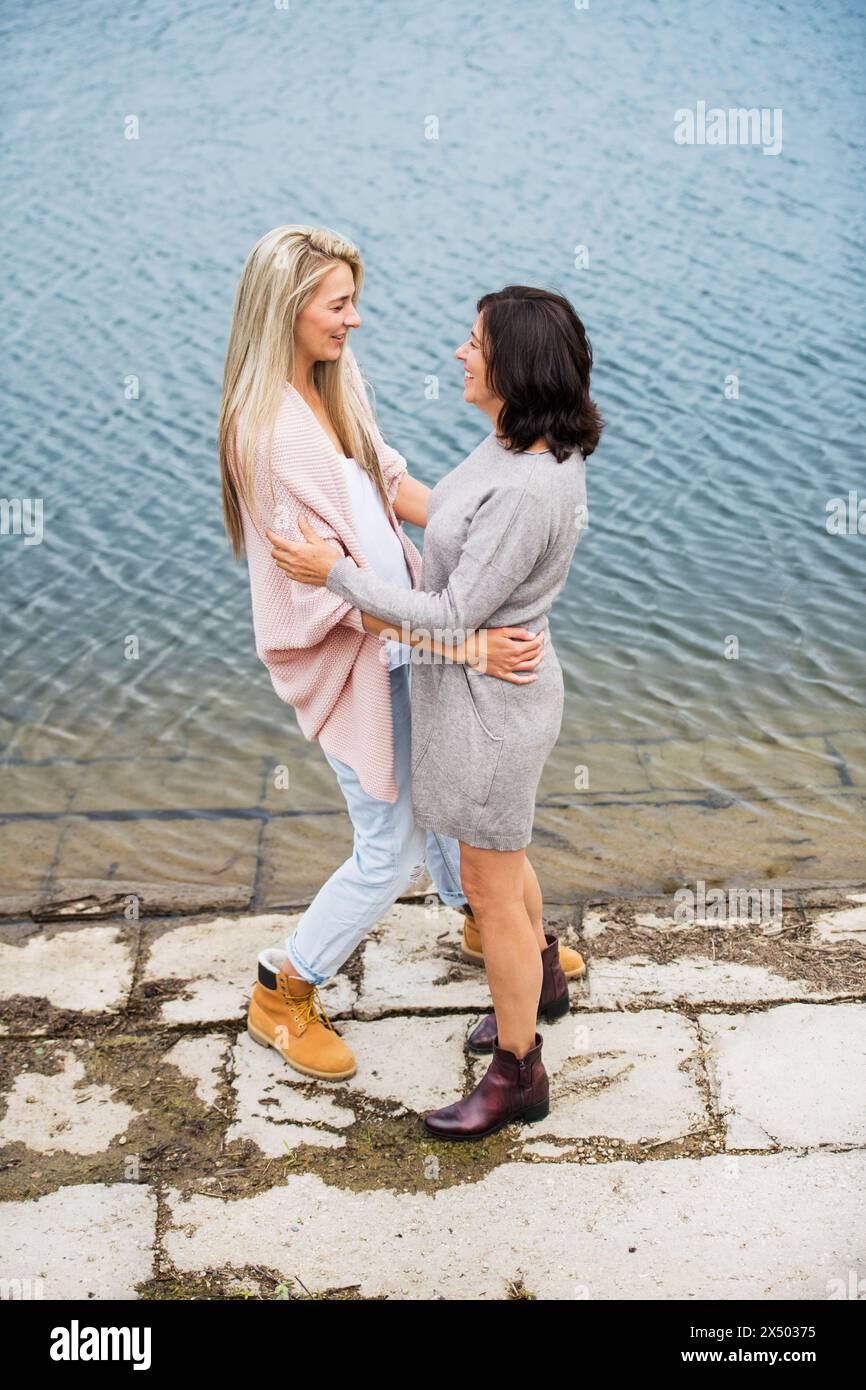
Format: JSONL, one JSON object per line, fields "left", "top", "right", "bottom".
{"left": 410, "top": 664, "right": 507, "bottom": 808}
{"left": 460, "top": 664, "right": 506, "bottom": 740}
{"left": 446, "top": 666, "right": 505, "bottom": 805}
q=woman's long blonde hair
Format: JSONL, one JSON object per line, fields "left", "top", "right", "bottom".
{"left": 218, "top": 224, "right": 390, "bottom": 558}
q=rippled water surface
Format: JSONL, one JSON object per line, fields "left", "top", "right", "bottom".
{"left": 2, "top": 1, "right": 864, "bottom": 868}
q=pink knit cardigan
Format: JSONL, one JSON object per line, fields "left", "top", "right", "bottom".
{"left": 238, "top": 348, "right": 422, "bottom": 802}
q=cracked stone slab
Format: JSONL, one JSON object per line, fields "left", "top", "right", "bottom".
{"left": 142, "top": 914, "right": 356, "bottom": 1025}
{"left": 1, "top": 1046, "right": 141, "bottom": 1154}
{"left": 0, "top": 925, "right": 134, "bottom": 1029}
{"left": 0, "top": 1183, "right": 156, "bottom": 1300}
{"left": 583, "top": 955, "right": 836, "bottom": 1008}
{"left": 810, "top": 893, "right": 866, "bottom": 945}
{"left": 226, "top": 1017, "right": 476, "bottom": 1152}
{"left": 329, "top": 1016, "right": 476, "bottom": 1113}
{"left": 468, "top": 1010, "right": 707, "bottom": 1146}
{"left": 701, "top": 1003, "right": 866, "bottom": 1150}
{"left": 583, "top": 907, "right": 792, "bottom": 939}
{"left": 162, "top": 1150, "right": 866, "bottom": 1300}
{"left": 228, "top": 1012, "right": 705, "bottom": 1149}
{"left": 355, "top": 903, "right": 490, "bottom": 1018}
{"left": 161, "top": 1034, "right": 229, "bottom": 1109}
{"left": 226, "top": 1032, "right": 356, "bottom": 1154}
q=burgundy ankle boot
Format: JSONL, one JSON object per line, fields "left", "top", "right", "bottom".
{"left": 466, "top": 933, "right": 570, "bottom": 1054}
{"left": 420, "top": 1032, "right": 549, "bottom": 1141}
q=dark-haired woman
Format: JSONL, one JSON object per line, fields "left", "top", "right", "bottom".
{"left": 267, "top": 286, "right": 603, "bottom": 1140}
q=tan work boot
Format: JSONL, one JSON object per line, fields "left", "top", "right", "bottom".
{"left": 458, "top": 904, "right": 586, "bottom": 978}
{"left": 248, "top": 949, "right": 356, "bottom": 1081}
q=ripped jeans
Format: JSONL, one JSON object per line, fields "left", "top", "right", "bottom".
{"left": 283, "top": 660, "right": 468, "bottom": 985}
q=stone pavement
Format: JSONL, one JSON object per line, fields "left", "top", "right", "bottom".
{"left": 0, "top": 887, "right": 865, "bottom": 1300}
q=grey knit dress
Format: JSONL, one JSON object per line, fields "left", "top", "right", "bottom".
{"left": 325, "top": 429, "right": 588, "bottom": 850}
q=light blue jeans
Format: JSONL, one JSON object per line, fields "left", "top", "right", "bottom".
{"left": 283, "top": 660, "right": 468, "bottom": 985}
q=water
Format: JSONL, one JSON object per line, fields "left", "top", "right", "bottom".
{"left": 2, "top": 0, "right": 864, "bottom": 890}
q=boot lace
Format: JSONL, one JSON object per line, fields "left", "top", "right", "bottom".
{"left": 278, "top": 978, "right": 336, "bottom": 1033}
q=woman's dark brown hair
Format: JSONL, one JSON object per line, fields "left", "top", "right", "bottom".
{"left": 475, "top": 285, "right": 604, "bottom": 462}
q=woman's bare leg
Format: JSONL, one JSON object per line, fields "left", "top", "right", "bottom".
{"left": 277, "top": 955, "right": 305, "bottom": 980}
{"left": 523, "top": 856, "right": 547, "bottom": 951}
{"left": 460, "top": 842, "right": 539, "bottom": 1058}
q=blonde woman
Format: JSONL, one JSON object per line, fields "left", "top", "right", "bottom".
{"left": 271, "top": 284, "right": 602, "bottom": 1139}
{"left": 218, "top": 225, "right": 564, "bottom": 1085}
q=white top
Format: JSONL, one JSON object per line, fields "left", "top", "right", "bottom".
{"left": 341, "top": 456, "right": 413, "bottom": 669}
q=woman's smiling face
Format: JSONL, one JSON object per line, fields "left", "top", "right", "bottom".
{"left": 294, "top": 260, "right": 361, "bottom": 365}
{"left": 455, "top": 313, "right": 499, "bottom": 414}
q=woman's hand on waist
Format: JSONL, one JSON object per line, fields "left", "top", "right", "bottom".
{"left": 464, "top": 627, "right": 545, "bottom": 683}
